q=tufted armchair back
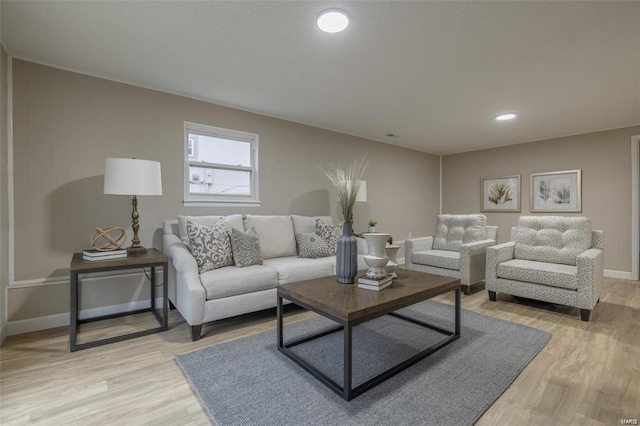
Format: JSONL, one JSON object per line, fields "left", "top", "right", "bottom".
{"left": 511, "top": 216, "right": 592, "bottom": 266}
{"left": 432, "top": 214, "right": 488, "bottom": 251}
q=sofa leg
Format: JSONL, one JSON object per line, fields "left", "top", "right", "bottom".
{"left": 189, "top": 325, "right": 203, "bottom": 341}
{"left": 463, "top": 285, "right": 471, "bottom": 296}
{"left": 488, "top": 291, "right": 496, "bottom": 301}
{"left": 580, "top": 309, "right": 591, "bottom": 322}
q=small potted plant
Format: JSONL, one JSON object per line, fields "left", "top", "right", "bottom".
{"left": 368, "top": 220, "right": 377, "bottom": 233}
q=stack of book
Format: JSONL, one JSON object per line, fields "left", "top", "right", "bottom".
{"left": 357, "top": 274, "right": 393, "bottom": 291}
{"left": 82, "top": 249, "right": 127, "bottom": 262}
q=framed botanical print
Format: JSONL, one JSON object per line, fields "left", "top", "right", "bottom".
{"left": 481, "top": 175, "right": 521, "bottom": 212}
{"left": 530, "top": 169, "right": 581, "bottom": 212}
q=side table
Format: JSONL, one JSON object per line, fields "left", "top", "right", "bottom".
{"left": 69, "top": 248, "right": 168, "bottom": 352}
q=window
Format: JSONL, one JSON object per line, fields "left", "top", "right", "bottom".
{"left": 184, "top": 122, "right": 260, "bottom": 206}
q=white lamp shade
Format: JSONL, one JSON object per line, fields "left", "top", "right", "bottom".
{"left": 104, "top": 158, "right": 163, "bottom": 196}
{"left": 356, "top": 180, "right": 367, "bottom": 202}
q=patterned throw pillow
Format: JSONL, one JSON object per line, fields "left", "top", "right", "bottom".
{"left": 186, "top": 220, "right": 234, "bottom": 274}
{"left": 230, "top": 226, "right": 263, "bottom": 267}
{"left": 316, "top": 219, "right": 343, "bottom": 255}
{"left": 295, "top": 232, "right": 334, "bottom": 258}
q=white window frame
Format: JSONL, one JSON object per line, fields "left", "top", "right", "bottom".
{"left": 183, "top": 122, "right": 261, "bottom": 207}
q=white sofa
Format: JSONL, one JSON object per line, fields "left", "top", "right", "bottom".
{"left": 163, "top": 214, "right": 368, "bottom": 340}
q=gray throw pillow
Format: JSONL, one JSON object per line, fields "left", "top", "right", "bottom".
{"left": 186, "top": 220, "right": 234, "bottom": 274}
{"left": 295, "top": 232, "right": 334, "bottom": 258}
{"left": 316, "top": 219, "right": 343, "bottom": 255}
{"left": 230, "top": 226, "right": 263, "bottom": 267}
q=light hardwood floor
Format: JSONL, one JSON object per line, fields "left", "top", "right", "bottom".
{"left": 1, "top": 277, "right": 639, "bottom": 425}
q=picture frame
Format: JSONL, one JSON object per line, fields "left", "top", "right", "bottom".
{"left": 481, "top": 175, "right": 521, "bottom": 212}
{"left": 530, "top": 169, "right": 581, "bottom": 212}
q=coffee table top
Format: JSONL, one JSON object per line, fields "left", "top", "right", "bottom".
{"left": 278, "top": 269, "right": 460, "bottom": 324}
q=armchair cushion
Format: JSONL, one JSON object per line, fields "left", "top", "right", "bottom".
{"left": 432, "top": 214, "right": 487, "bottom": 251}
{"left": 412, "top": 250, "right": 460, "bottom": 270}
{"left": 513, "top": 216, "right": 592, "bottom": 266}
{"left": 497, "top": 259, "right": 578, "bottom": 290}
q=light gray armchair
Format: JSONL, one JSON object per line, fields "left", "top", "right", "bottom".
{"left": 405, "top": 214, "right": 498, "bottom": 295}
{"left": 486, "top": 216, "right": 603, "bottom": 321}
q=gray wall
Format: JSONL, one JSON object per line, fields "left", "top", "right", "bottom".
{"left": 442, "top": 126, "right": 640, "bottom": 273}
{"left": 7, "top": 59, "right": 440, "bottom": 322}
{"left": 1, "top": 46, "right": 8, "bottom": 342}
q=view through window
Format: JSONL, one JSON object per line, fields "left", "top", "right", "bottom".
{"left": 184, "top": 122, "right": 259, "bottom": 205}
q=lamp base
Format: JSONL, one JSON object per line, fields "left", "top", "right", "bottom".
{"left": 127, "top": 246, "right": 148, "bottom": 255}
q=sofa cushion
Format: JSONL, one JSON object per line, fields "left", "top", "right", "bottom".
{"left": 200, "top": 264, "right": 278, "bottom": 300}
{"left": 230, "top": 227, "right": 263, "bottom": 267}
{"left": 243, "top": 215, "right": 297, "bottom": 259}
{"left": 295, "top": 232, "right": 334, "bottom": 258}
{"left": 497, "top": 259, "right": 578, "bottom": 290}
{"left": 291, "top": 215, "right": 333, "bottom": 234}
{"left": 178, "top": 214, "right": 244, "bottom": 249}
{"left": 263, "top": 256, "right": 333, "bottom": 285}
{"left": 411, "top": 250, "right": 460, "bottom": 270}
{"left": 513, "top": 216, "right": 592, "bottom": 266}
{"left": 316, "top": 219, "right": 343, "bottom": 255}
{"left": 186, "top": 220, "right": 234, "bottom": 273}
{"left": 432, "top": 214, "right": 487, "bottom": 251}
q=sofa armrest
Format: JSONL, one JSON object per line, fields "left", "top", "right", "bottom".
{"left": 485, "top": 242, "right": 515, "bottom": 290}
{"left": 576, "top": 248, "right": 604, "bottom": 309}
{"left": 458, "top": 239, "right": 498, "bottom": 285}
{"left": 163, "top": 233, "right": 206, "bottom": 326}
{"left": 460, "top": 239, "right": 497, "bottom": 255}
{"left": 404, "top": 236, "right": 434, "bottom": 268}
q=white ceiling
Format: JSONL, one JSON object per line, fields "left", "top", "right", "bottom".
{"left": 2, "top": 1, "right": 639, "bottom": 155}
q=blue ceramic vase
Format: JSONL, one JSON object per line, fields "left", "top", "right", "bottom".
{"left": 336, "top": 221, "right": 358, "bottom": 284}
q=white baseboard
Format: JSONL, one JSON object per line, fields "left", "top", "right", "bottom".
{"left": 7, "top": 297, "right": 164, "bottom": 336}
{"left": 604, "top": 269, "right": 635, "bottom": 280}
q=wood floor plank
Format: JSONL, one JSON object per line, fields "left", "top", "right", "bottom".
{"left": 1, "top": 278, "right": 639, "bottom": 425}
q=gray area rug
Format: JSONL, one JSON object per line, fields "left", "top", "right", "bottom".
{"left": 175, "top": 300, "right": 551, "bottom": 426}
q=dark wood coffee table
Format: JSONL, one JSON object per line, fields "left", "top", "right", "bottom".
{"left": 277, "top": 269, "right": 461, "bottom": 401}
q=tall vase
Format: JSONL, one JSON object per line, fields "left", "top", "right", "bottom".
{"left": 363, "top": 233, "right": 390, "bottom": 279}
{"left": 336, "top": 222, "right": 358, "bottom": 284}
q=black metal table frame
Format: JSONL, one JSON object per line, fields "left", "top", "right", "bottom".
{"left": 277, "top": 287, "right": 460, "bottom": 401}
{"left": 70, "top": 261, "right": 169, "bottom": 352}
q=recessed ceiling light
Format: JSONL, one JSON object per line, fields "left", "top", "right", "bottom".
{"left": 495, "top": 113, "right": 517, "bottom": 121}
{"left": 317, "top": 8, "right": 349, "bottom": 33}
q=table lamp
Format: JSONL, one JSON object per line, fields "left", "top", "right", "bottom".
{"left": 356, "top": 180, "right": 367, "bottom": 202}
{"left": 103, "top": 158, "right": 163, "bottom": 254}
